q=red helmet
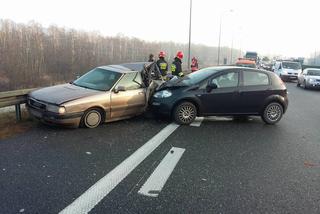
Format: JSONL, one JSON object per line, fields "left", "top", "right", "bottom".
{"left": 176, "top": 51, "right": 184, "bottom": 59}
{"left": 159, "top": 51, "right": 166, "bottom": 58}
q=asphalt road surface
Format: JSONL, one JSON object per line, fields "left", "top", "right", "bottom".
{"left": 1, "top": 82, "right": 320, "bottom": 214}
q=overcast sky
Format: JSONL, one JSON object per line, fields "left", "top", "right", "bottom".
{"left": 1, "top": 0, "right": 319, "bottom": 58}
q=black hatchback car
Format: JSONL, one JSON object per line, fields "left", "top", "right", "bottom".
{"left": 152, "top": 66, "right": 288, "bottom": 125}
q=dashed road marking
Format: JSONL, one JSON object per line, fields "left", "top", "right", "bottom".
{"left": 59, "top": 123, "right": 180, "bottom": 214}
{"left": 138, "top": 147, "right": 185, "bottom": 197}
{"left": 205, "top": 116, "right": 233, "bottom": 121}
{"left": 190, "top": 117, "right": 204, "bottom": 127}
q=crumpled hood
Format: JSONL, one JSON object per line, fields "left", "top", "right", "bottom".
{"left": 157, "top": 77, "right": 188, "bottom": 90}
{"left": 29, "top": 83, "right": 101, "bottom": 105}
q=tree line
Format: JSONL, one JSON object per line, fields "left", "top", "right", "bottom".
{"left": 0, "top": 19, "right": 242, "bottom": 91}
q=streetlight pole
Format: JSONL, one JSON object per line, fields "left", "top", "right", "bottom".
{"left": 230, "top": 32, "right": 234, "bottom": 64}
{"left": 217, "top": 9, "right": 233, "bottom": 65}
{"left": 217, "top": 17, "right": 222, "bottom": 65}
{"left": 187, "top": 0, "right": 192, "bottom": 70}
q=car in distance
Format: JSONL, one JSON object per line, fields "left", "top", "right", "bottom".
{"left": 152, "top": 66, "right": 288, "bottom": 125}
{"left": 297, "top": 68, "right": 320, "bottom": 89}
{"left": 27, "top": 62, "right": 159, "bottom": 128}
{"left": 273, "top": 61, "right": 302, "bottom": 81}
{"left": 244, "top": 51, "right": 259, "bottom": 63}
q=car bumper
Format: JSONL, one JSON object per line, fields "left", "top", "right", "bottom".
{"left": 306, "top": 81, "right": 320, "bottom": 88}
{"left": 150, "top": 99, "right": 173, "bottom": 117}
{"left": 27, "top": 104, "right": 83, "bottom": 128}
{"left": 281, "top": 74, "right": 298, "bottom": 80}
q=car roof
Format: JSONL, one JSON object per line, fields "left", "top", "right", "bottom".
{"left": 98, "top": 62, "right": 153, "bottom": 73}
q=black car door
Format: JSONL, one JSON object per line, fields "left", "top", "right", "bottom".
{"left": 198, "top": 70, "right": 240, "bottom": 115}
{"left": 238, "top": 69, "right": 272, "bottom": 114}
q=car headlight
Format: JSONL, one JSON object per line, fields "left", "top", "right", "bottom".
{"left": 46, "top": 104, "right": 66, "bottom": 114}
{"left": 308, "top": 78, "right": 315, "bottom": 83}
{"left": 153, "top": 90, "right": 172, "bottom": 98}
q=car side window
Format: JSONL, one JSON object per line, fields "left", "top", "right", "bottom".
{"left": 210, "top": 72, "right": 239, "bottom": 88}
{"left": 116, "top": 72, "right": 142, "bottom": 90}
{"left": 243, "top": 71, "right": 269, "bottom": 86}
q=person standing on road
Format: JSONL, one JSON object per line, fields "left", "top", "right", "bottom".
{"left": 171, "top": 51, "right": 184, "bottom": 77}
{"left": 148, "top": 54, "right": 155, "bottom": 62}
{"left": 156, "top": 51, "right": 168, "bottom": 78}
{"left": 191, "top": 57, "right": 199, "bottom": 72}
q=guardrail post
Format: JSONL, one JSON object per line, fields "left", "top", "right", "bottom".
{"left": 15, "top": 104, "right": 21, "bottom": 121}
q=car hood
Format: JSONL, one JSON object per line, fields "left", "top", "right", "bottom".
{"left": 29, "top": 83, "right": 102, "bottom": 105}
{"left": 157, "top": 77, "right": 189, "bottom": 90}
{"left": 283, "top": 68, "right": 301, "bottom": 73}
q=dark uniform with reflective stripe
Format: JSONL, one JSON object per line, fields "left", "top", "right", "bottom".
{"left": 156, "top": 58, "right": 168, "bottom": 76}
{"left": 171, "top": 57, "right": 183, "bottom": 77}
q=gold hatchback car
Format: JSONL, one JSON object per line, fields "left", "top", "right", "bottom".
{"left": 27, "top": 62, "right": 160, "bottom": 128}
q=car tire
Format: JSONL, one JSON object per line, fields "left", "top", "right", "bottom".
{"left": 261, "top": 102, "right": 283, "bottom": 125}
{"left": 173, "top": 102, "right": 197, "bottom": 125}
{"left": 297, "top": 81, "right": 300, "bottom": 87}
{"left": 81, "top": 108, "right": 103, "bottom": 128}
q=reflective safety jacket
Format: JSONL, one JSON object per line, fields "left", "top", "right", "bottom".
{"left": 171, "top": 57, "right": 183, "bottom": 77}
{"left": 156, "top": 58, "right": 168, "bottom": 76}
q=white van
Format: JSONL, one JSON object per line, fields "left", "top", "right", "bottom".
{"left": 274, "top": 61, "right": 302, "bottom": 81}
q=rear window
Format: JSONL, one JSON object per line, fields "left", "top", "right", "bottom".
{"left": 243, "top": 71, "right": 269, "bottom": 86}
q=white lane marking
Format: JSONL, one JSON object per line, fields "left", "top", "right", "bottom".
{"left": 190, "top": 117, "right": 204, "bottom": 127}
{"left": 205, "top": 116, "right": 233, "bottom": 121}
{"left": 138, "top": 147, "right": 185, "bottom": 197}
{"left": 59, "top": 123, "right": 180, "bottom": 214}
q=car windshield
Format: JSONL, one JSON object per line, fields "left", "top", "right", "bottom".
{"left": 73, "top": 68, "right": 122, "bottom": 91}
{"left": 307, "top": 70, "right": 320, "bottom": 76}
{"left": 180, "top": 67, "right": 220, "bottom": 85}
{"left": 282, "top": 62, "right": 301, "bottom": 70}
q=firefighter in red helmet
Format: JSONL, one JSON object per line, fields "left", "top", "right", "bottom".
{"left": 156, "top": 51, "right": 168, "bottom": 78}
{"left": 171, "top": 51, "right": 184, "bottom": 77}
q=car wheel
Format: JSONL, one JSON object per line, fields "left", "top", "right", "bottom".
{"left": 297, "top": 81, "right": 300, "bottom": 87}
{"left": 173, "top": 102, "right": 197, "bottom": 125}
{"left": 261, "top": 102, "right": 283, "bottom": 125}
{"left": 81, "top": 108, "right": 103, "bottom": 128}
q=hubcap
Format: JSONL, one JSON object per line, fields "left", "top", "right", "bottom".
{"left": 86, "top": 111, "right": 101, "bottom": 127}
{"left": 266, "top": 104, "right": 281, "bottom": 122}
{"left": 178, "top": 105, "right": 195, "bottom": 123}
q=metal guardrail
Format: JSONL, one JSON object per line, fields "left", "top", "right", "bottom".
{"left": 0, "top": 88, "right": 36, "bottom": 121}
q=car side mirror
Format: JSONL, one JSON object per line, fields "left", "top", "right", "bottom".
{"left": 206, "top": 82, "right": 218, "bottom": 92}
{"left": 114, "top": 86, "right": 126, "bottom": 93}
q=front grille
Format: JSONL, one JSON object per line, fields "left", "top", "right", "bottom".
{"left": 29, "top": 99, "right": 46, "bottom": 110}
